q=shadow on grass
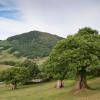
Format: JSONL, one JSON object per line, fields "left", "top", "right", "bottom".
{"left": 67, "top": 80, "right": 100, "bottom": 97}
{"left": 88, "top": 79, "right": 100, "bottom": 90}
{"left": 16, "top": 82, "right": 47, "bottom": 90}
{"left": 90, "top": 85, "right": 100, "bottom": 90}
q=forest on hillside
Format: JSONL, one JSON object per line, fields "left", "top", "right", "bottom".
{"left": 0, "top": 31, "right": 63, "bottom": 58}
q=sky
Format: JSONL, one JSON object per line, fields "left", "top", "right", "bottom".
{"left": 0, "top": 0, "right": 100, "bottom": 40}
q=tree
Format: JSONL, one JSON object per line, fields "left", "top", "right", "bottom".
{"left": 0, "top": 60, "right": 40, "bottom": 90}
{"left": 47, "top": 27, "right": 100, "bottom": 90}
{"left": 44, "top": 42, "right": 69, "bottom": 88}
{"left": 0, "top": 67, "right": 33, "bottom": 89}
{"left": 0, "top": 67, "right": 20, "bottom": 90}
{"left": 17, "top": 59, "right": 40, "bottom": 79}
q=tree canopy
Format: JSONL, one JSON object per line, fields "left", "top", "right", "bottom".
{"left": 46, "top": 27, "right": 100, "bottom": 89}
{"left": 0, "top": 60, "right": 40, "bottom": 89}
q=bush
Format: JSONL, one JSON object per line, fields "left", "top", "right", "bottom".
{"left": 0, "top": 61, "right": 17, "bottom": 66}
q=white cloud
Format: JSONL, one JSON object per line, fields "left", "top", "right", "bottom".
{"left": 0, "top": 17, "right": 36, "bottom": 39}
{"left": 0, "top": 0, "right": 100, "bottom": 40}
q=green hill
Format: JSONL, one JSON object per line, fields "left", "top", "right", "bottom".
{"left": 0, "top": 31, "right": 63, "bottom": 58}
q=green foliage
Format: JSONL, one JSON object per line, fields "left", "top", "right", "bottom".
{"left": 0, "top": 60, "right": 40, "bottom": 84}
{"left": 0, "top": 40, "right": 11, "bottom": 51}
{"left": 76, "top": 27, "right": 98, "bottom": 36}
{"left": 0, "top": 67, "right": 19, "bottom": 84}
{"left": 43, "top": 48, "right": 68, "bottom": 80}
{"left": 0, "top": 31, "right": 62, "bottom": 58}
{"left": 46, "top": 27, "right": 100, "bottom": 80}
{"left": 0, "top": 67, "right": 34, "bottom": 84}
{"left": 0, "top": 61, "right": 17, "bottom": 66}
{"left": 17, "top": 59, "right": 40, "bottom": 79}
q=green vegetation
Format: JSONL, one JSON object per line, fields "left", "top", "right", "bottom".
{"left": 0, "top": 60, "right": 40, "bottom": 89}
{"left": 0, "top": 31, "right": 63, "bottom": 58}
{"left": 0, "top": 49, "right": 47, "bottom": 66}
{"left": 0, "top": 64, "right": 13, "bottom": 72}
{"left": 0, "top": 50, "right": 26, "bottom": 62}
{"left": 44, "top": 27, "right": 100, "bottom": 89}
{"left": 1, "top": 27, "right": 100, "bottom": 100}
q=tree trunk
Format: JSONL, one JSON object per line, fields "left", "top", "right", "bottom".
{"left": 56, "top": 80, "right": 64, "bottom": 88}
{"left": 75, "top": 71, "right": 89, "bottom": 90}
{"left": 10, "top": 82, "right": 17, "bottom": 90}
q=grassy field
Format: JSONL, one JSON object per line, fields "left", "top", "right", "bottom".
{"left": 0, "top": 50, "right": 26, "bottom": 62}
{"left": 0, "top": 64, "right": 13, "bottom": 72}
{"left": 0, "top": 50, "right": 47, "bottom": 65}
{"left": 0, "top": 78, "right": 100, "bottom": 100}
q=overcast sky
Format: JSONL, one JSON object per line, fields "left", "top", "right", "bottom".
{"left": 0, "top": 0, "right": 100, "bottom": 40}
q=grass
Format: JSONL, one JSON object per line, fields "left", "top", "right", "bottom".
{"left": 0, "top": 50, "right": 47, "bottom": 65}
{"left": 0, "top": 78, "right": 100, "bottom": 100}
{"left": 0, "top": 64, "right": 13, "bottom": 72}
{"left": 34, "top": 57, "right": 48, "bottom": 65}
{"left": 0, "top": 50, "right": 26, "bottom": 62}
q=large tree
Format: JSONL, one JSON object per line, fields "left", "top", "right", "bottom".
{"left": 43, "top": 58, "right": 68, "bottom": 88}
{"left": 47, "top": 27, "right": 100, "bottom": 90}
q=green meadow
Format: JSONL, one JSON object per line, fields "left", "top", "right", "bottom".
{"left": 0, "top": 78, "right": 100, "bottom": 100}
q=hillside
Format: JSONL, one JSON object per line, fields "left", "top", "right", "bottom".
{"left": 0, "top": 31, "right": 63, "bottom": 58}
